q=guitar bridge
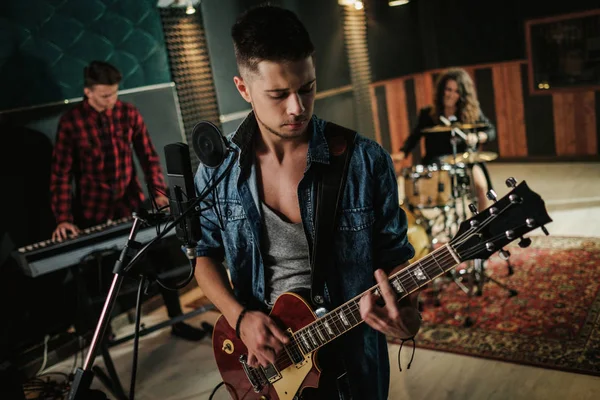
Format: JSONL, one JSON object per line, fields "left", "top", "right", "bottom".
{"left": 239, "top": 354, "right": 282, "bottom": 392}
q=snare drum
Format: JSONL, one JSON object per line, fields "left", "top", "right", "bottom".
{"left": 401, "top": 164, "right": 454, "bottom": 208}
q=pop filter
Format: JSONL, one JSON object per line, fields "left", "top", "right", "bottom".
{"left": 192, "top": 121, "right": 228, "bottom": 168}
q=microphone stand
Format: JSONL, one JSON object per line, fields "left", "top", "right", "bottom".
{"left": 440, "top": 115, "right": 468, "bottom": 222}
{"left": 448, "top": 126, "right": 467, "bottom": 232}
{"left": 68, "top": 152, "right": 237, "bottom": 400}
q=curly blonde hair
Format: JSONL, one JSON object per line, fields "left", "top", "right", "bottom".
{"left": 431, "top": 68, "right": 481, "bottom": 123}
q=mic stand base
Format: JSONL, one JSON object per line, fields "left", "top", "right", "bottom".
{"left": 69, "top": 277, "right": 130, "bottom": 400}
{"left": 108, "top": 304, "right": 215, "bottom": 347}
{"left": 69, "top": 216, "right": 146, "bottom": 400}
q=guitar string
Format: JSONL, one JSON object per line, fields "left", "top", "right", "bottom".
{"left": 451, "top": 200, "right": 517, "bottom": 248}
{"left": 291, "top": 247, "right": 453, "bottom": 351}
{"left": 258, "top": 200, "right": 517, "bottom": 364}
{"left": 278, "top": 245, "right": 455, "bottom": 363}
{"left": 256, "top": 198, "right": 530, "bottom": 374}
{"left": 272, "top": 225, "right": 529, "bottom": 367}
{"left": 310, "top": 223, "right": 531, "bottom": 342}
{"left": 231, "top": 202, "right": 533, "bottom": 376}
{"left": 272, "top": 245, "right": 454, "bottom": 365}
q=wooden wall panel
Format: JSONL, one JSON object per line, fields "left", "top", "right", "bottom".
{"left": 413, "top": 73, "right": 434, "bottom": 156}
{"left": 370, "top": 85, "right": 383, "bottom": 145}
{"left": 370, "top": 59, "right": 600, "bottom": 161}
{"left": 492, "top": 63, "right": 528, "bottom": 158}
{"left": 553, "top": 92, "right": 597, "bottom": 156}
{"left": 385, "top": 80, "right": 410, "bottom": 155}
{"left": 463, "top": 66, "right": 476, "bottom": 89}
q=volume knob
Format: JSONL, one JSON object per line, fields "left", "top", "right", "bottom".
{"left": 222, "top": 339, "right": 234, "bottom": 354}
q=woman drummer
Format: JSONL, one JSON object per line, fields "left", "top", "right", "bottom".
{"left": 397, "top": 67, "right": 496, "bottom": 210}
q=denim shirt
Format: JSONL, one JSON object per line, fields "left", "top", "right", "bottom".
{"left": 194, "top": 112, "right": 414, "bottom": 399}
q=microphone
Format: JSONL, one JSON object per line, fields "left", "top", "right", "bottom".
{"left": 164, "top": 121, "right": 231, "bottom": 259}
{"left": 192, "top": 120, "right": 229, "bottom": 168}
{"left": 164, "top": 143, "right": 202, "bottom": 259}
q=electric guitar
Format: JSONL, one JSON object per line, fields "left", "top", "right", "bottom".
{"left": 211, "top": 178, "right": 552, "bottom": 400}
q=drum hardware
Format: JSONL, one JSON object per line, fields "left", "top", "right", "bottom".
{"left": 398, "top": 122, "right": 515, "bottom": 327}
{"left": 420, "top": 122, "right": 488, "bottom": 133}
{"left": 439, "top": 151, "right": 499, "bottom": 165}
{"left": 401, "top": 163, "right": 458, "bottom": 210}
{"left": 426, "top": 187, "right": 520, "bottom": 327}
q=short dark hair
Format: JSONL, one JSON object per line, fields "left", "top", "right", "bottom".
{"left": 84, "top": 61, "right": 122, "bottom": 88}
{"left": 231, "top": 4, "right": 315, "bottom": 75}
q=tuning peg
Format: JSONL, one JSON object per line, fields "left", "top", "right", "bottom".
{"left": 469, "top": 203, "right": 478, "bottom": 215}
{"left": 509, "top": 194, "right": 522, "bottom": 204}
{"left": 541, "top": 225, "right": 550, "bottom": 236}
{"left": 518, "top": 237, "right": 532, "bottom": 248}
{"left": 505, "top": 177, "right": 517, "bottom": 188}
{"left": 486, "top": 189, "right": 498, "bottom": 202}
{"left": 499, "top": 249, "right": 511, "bottom": 260}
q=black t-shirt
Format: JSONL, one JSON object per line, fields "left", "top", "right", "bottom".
{"left": 401, "top": 106, "right": 496, "bottom": 165}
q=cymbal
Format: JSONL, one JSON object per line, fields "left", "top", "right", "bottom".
{"left": 421, "top": 123, "right": 488, "bottom": 133}
{"left": 440, "top": 151, "right": 498, "bottom": 164}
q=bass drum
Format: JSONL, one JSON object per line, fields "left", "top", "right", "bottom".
{"left": 401, "top": 204, "right": 431, "bottom": 264}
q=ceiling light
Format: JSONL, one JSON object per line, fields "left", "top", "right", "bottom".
{"left": 389, "top": 0, "right": 410, "bottom": 6}
{"left": 185, "top": 0, "right": 195, "bottom": 14}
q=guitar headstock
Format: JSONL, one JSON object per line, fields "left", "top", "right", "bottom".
{"left": 450, "top": 177, "right": 552, "bottom": 262}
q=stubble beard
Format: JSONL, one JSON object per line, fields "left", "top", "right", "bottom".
{"left": 255, "top": 109, "right": 307, "bottom": 140}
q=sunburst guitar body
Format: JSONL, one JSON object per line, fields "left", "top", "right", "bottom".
{"left": 212, "top": 293, "right": 321, "bottom": 400}
{"left": 211, "top": 179, "right": 553, "bottom": 400}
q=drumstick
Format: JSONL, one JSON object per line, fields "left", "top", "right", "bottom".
{"left": 439, "top": 116, "right": 467, "bottom": 140}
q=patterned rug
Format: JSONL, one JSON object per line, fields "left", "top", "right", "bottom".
{"left": 388, "top": 236, "right": 600, "bottom": 377}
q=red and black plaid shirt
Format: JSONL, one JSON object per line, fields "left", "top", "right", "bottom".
{"left": 50, "top": 99, "right": 167, "bottom": 226}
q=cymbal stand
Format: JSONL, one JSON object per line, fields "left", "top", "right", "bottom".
{"left": 449, "top": 126, "right": 468, "bottom": 234}
{"left": 429, "top": 126, "right": 478, "bottom": 319}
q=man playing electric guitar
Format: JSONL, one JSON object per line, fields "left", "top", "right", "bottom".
{"left": 193, "top": 5, "right": 422, "bottom": 399}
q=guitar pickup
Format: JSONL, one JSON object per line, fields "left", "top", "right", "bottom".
{"left": 285, "top": 328, "right": 307, "bottom": 367}
{"left": 261, "top": 363, "right": 282, "bottom": 384}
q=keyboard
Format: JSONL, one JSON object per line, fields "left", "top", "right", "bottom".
{"left": 13, "top": 217, "right": 176, "bottom": 278}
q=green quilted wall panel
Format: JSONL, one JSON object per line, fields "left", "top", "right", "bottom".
{"left": 0, "top": 0, "right": 171, "bottom": 111}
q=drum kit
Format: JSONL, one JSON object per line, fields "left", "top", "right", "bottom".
{"left": 396, "top": 121, "right": 517, "bottom": 326}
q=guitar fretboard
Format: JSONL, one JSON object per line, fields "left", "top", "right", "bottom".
{"left": 291, "top": 244, "right": 458, "bottom": 355}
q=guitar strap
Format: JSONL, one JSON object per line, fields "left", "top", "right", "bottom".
{"left": 310, "top": 121, "right": 356, "bottom": 308}
{"left": 308, "top": 121, "right": 356, "bottom": 400}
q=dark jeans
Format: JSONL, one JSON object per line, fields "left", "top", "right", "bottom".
{"left": 298, "top": 341, "right": 352, "bottom": 400}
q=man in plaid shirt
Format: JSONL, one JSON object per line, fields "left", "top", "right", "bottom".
{"left": 50, "top": 62, "right": 169, "bottom": 237}
{"left": 49, "top": 61, "right": 206, "bottom": 341}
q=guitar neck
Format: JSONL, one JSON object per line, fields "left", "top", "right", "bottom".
{"left": 292, "top": 244, "right": 460, "bottom": 354}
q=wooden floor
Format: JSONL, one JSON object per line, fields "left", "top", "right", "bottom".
{"left": 41, "top": 162, "right": 600, "bottom": 399}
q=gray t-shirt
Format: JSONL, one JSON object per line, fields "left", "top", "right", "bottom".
{"left": 261, "top": 201, "right": 311, "bottom": 307}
